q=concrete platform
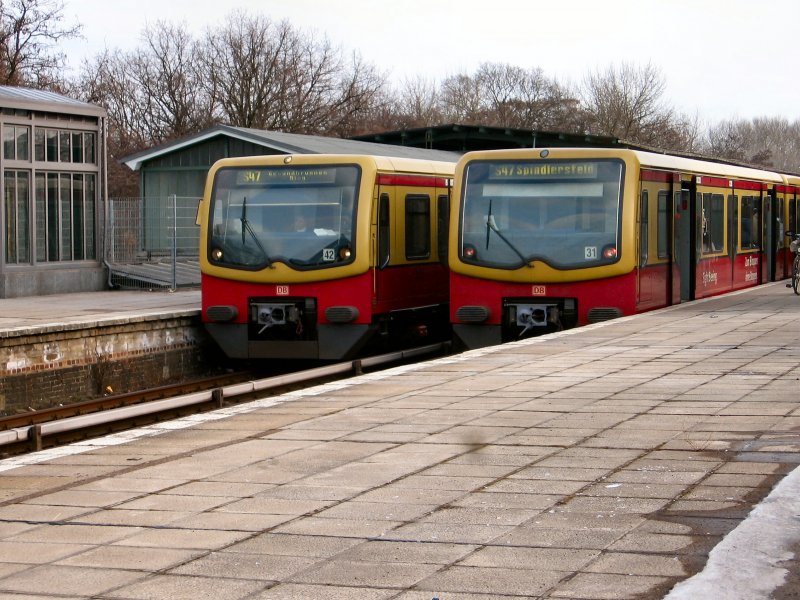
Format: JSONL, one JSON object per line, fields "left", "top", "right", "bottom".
{"left": 0, "top": 282, "right": 798, "bottom": 599}
{"left": 0, "top": 290, "right": 206, "bottom": 412}
{"left": 0, "top": 289, "right": 200, "bottom": 336}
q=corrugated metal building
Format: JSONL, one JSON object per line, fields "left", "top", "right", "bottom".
{"left": 0, "top": 86, "right": 107, "bottom": 298}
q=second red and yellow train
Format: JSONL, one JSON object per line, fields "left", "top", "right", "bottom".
{"left": 449, "top": 147, "right": 799, "bottom": 349}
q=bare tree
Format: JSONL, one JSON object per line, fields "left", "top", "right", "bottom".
{"left": 322, "top": 51, "right": 387, "bottom": 137}
{"left": 705, "top": 116, "right": 800, "bottom": 172}
{"left": 131, "top": 21, "right": 214, "bottom": 140}
{"left": 667, "top": 110, "right": 705, "bottom": 154}
{"left": 439, "top": 71, "right": 485, "bottom": 123}
{"left": 198, "top": 12, "right": 386, "bottom": 136}
{"left": 73, "top": 48, "right": 148, "bottom": 197}
{"left": 705, "top": 118, "right": 751, "bottom": 163}
{"left": 475, "top": 63, "right": 563, "bottom": 129}
{"left": 580, "top": 62, "right": 677, "bottom": 146}
{"left": 0, "top": 0, "right": 80, "bottom": 87}
{"left": 438, "top": 62, "right": 580, "bottom": 132}
{"left": 75, "top": 22, "right": 212, "bottom": 144}
{"left": 198, "top": 12, "right": 292, "bottom": 129}
{"left": 73, "top": 22, "right": 215, "bottom": 197}
{"left": 390, "top": 76, "right": 442, "bottom": 128}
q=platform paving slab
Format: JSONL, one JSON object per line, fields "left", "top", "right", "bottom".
{"left": 0, "top": 282, "right": 798, "bottom": 598}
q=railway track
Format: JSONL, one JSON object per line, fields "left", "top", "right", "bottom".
{"left": 0, "top": 342, "right": 449, "bottom": 458}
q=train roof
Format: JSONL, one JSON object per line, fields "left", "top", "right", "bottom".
{"left": 783, "top": 174, "right": 800, "bottom": 186}
{"left": 629, "top": 149, "right": 785, "bottom": 183}
{"left": 457, "top": 147, "right": 786, "bottom": 183}
{"left": 209, "top": 153, "right": 456, "bottom": 176}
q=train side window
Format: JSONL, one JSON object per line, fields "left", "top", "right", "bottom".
{"left": 702, "top": 192, "right": 725, "bottom": 253}
{"left": 639, "top": 190, "right": 648, "bottom": 267}
{"left": 405, "top": 194, "right": 431, "bottom": 260}
{"left": 657, "top": 191, "right": 668, "bottom": 259}
{"left": 741, "top": 196, "right": 760, "bottom": 249}
{"left": 437, "top": 194, "right": 449, "bottom": 265}
{"left": 378, "top": 193, "right": 390, "bottom": 268}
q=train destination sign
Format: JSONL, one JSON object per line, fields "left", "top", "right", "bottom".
{"left": 236, "top": 167, "right": 337, "bottom": 185}
{"left": 489, "top": 162, "right": 597, "bottom": 180}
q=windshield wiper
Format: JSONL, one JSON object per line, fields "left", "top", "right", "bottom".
{"left": 485, "top": 198, "right": 533, "bottom": 268}
{"left": 240, "top": 197, "right": 272, "bottom": 267}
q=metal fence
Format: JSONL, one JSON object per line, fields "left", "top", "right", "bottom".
{"left": 105, "top": 195, "right": 202, "bottom": 290}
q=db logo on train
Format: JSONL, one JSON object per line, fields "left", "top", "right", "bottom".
{"left": 276, "top": 285, "right": 290, "bottom": 295}
{"left": 531, "top": 285, "right": 546, "bottom": 296}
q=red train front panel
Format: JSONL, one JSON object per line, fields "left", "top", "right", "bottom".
{"left": 203, "top": 271, "right": 378, "bottom": 360}
{"left": 450, "top": 270, "right": 638, "bottom": 349}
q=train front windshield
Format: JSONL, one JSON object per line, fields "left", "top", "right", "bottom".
{"left": 208, "top": 165, "right": 359, "bottom": 270}
{"left": 460, "top": 159, "right": 624, "bottom": 269}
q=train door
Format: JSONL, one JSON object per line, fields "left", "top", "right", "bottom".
{"left": 790, "top": 192, "right": 799, "bottom": 271}
{"left": 775, "top": 191, "right": 787, "bottom": 280}
{"left": 676, "top": 180, "right": 696, "bottom": 301}
{"left": 670, "top": 185, "right": 681, "bottom": 304}
{"left": 763, "top": 190, "right": 779, "bottom": 281}
{"left": 373, "top": 180, "right": 444, "bottom": 311}
{"left": 728, "top": 192, "right": 737, "bottom": 286}
{"left": 767, "top": 189, "right": 786, "bottom": 281}
{"left": 780, "top": 187, "right": 797, "bottom": 277}
{"left": 637, "top": 173, "right": 678, "bottom": 310}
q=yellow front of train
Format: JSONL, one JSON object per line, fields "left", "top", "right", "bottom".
{"left": 197, "top": 153, "right": 454, "bottom": 360}
{"left": 197, "top": 154, "right": 379, "bottom": 359}
{"left": 448, "top": 147, "right": 642, "bottom": 348}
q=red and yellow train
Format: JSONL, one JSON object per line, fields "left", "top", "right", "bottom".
{"left": 199, "top": 154, "right": 454, "bottom": 360}
{"left": 450, "top": 147, "right": 796, "bottom": 349}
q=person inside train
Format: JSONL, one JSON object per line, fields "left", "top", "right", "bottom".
{"left": 293, "top": 214, "right": 308, "bottom": 232}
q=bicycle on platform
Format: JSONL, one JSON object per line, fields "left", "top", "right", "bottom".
{"left": 786, "top": 231, "right": 800, "bottom": 294}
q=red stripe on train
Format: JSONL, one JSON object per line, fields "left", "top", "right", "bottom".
{"left": 376, "top": 174, "right": 450, "bottom": 187}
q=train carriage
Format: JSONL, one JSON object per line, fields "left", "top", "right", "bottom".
{"left": 200, "top": 154, "right": 454, "bottom": 360}
{"left": 450, "top": 147, "right": 786, "bottom": 350}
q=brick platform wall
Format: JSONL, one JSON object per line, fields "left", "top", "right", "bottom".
{"left": 0, "top": 316, "right": 225, "bottom": 415}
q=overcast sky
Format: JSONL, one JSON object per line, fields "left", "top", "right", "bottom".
{"left": 62, "top": 0, "right": 800, "bottom": 126}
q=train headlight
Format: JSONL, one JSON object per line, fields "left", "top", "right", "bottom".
{"left": 211, "top": 247, "right": 223, "bottom": 261}
{"left": 339, "top": 246, "right": 352, "bottom": 260}
{"left": 463, "top": 244, "right": 477, "bottom": 259}
{"left": 602, "top": 245, "right": 618, "bottom": 259}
